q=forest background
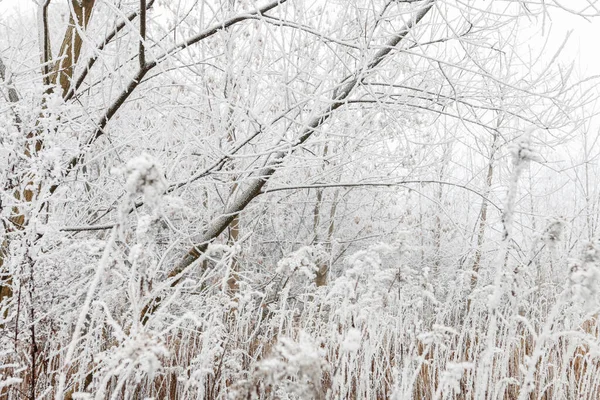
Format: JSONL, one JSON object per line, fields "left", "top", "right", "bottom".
{"left": 2, "top": 0, "right": 600, "bottom": 399}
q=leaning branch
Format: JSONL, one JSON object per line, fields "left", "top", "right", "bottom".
{"left": 167, "top": 0, "right": 436, "bottom": 279}
{"left": 58, "top": 177, "right": 496, "bottom": 233}
{"left": 152, "top": 0, "right": 289, "bottom": 65}
{"left": 262, "top": 180, "right": 501, "bottom": 211}
{"left": 62, "top": 0, "right": 289, "bottom": 179}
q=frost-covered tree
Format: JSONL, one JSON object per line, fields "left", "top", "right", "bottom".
{"left": 0, "top": 0, "right": 599, "bottom": 398}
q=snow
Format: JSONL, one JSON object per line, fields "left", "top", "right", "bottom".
{"left": 121, "top": 153, "right": 168, "bottom": 209}
{"left": 2, "top": 0, "right": 600, "bottom": 398}
{"left": 341, "top": 328, "right": 361, "bottom": 352}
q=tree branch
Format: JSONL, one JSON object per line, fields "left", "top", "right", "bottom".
{"left": 139, "top": 0, "right": 147, "bottom": 68}
{"left": 167, "top": 0, "right": 436, "bottom": 279}
{"left": 152, "top": 0, "right": 289, "bottom": 65}
{"left": 62, "top": 0, "right": 289, "bottom": 181}
{"left": 39, "top": 0, "right": 53, "bottom": 87}
{"left": 64, "top": 0, "right": 156, "bottom": 101}
{"left": 262, "top": 180, "right": 501, "bottom": 211}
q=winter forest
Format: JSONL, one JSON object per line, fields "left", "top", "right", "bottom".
{"left": 2, "top": 0, "right": 600, "bottom": 399}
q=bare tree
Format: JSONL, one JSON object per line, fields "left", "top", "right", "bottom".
{"left": 0, "top": 0, "right": 598, "bottom": 398}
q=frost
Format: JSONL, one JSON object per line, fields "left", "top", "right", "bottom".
{"left": 328, "top": 243, "right": 399, "bottom": 309}
{"left": 129, "top": 244, "right": 143, "bottom": 263}
{"left": 569, "top": 240, "right": 600, "bottom": 310}
{"left": 439, "top": 362, "right": 473, "bottom": 394}
{"left": 98, "top": 333, "right": 169, "bottom": 382}
{"left": 509, "top": 127, "right": 542, "bottom": 165}
{"left": 121, "top": 153, "right": 167, "bottom": 208}
{"left": 0, "top": 377, "right": 22, "bottom": 390}
{"left": 276, "top": 246, "right": 324, "bottom": 279}
{"left": 255, "top": 331, "right": 325, "bottom": 397}
{"left": 39, "top": 146, "right": 63, "bottom": 179}
{"left": 1, "top": 1, "right": 598, "bottom": 399}
{"left": 418, "top": 324, "right": 458, "bottom": 346}
{"left": 136, "top": 214, "right": 155, "bottom": 239}
{"left": 542, "top": 217, "right": 566, "bottom": 243}
{"left": 341, "top": 328, "right": 361, "bottom": 352}
{"left": 70, "top": 393, "right": 92, "bottom": 400}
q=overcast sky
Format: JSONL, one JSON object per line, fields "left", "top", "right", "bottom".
{"left": 0, "top": 0, "right": 598, "bottom": 81}
{"left": 542, "top": 6, "right": 600, "bottom": 78}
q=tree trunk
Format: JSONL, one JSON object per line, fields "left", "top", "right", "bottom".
{"left": 52, "top": 0, "right": 97, "bottom": 98}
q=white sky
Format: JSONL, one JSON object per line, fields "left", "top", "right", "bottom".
{"left": 0, "top": 0, "right": 598, "bottom": 84}
{"left": 541, "top": 7, "right": 600, "bottom": 78}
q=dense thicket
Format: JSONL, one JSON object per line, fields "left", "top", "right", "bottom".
{"left": 1, "top": 0, "right": 600, "bottom": 398}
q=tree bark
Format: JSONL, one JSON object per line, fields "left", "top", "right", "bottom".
{"left": 52, "top": 0, "right": 97, "bottom": 98}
